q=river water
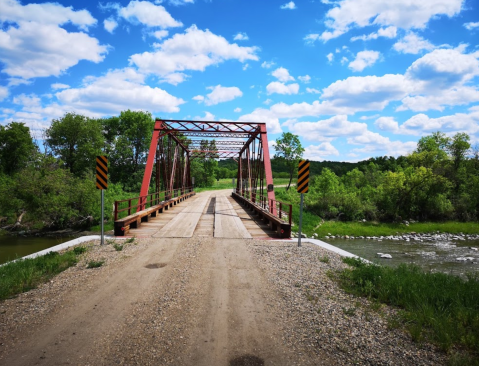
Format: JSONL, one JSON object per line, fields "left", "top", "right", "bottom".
{"left": 0, "top": 235, "right": 75, "bottom": 265}
{"left": 327, "top": 238, "right": 479, "bottom": 277}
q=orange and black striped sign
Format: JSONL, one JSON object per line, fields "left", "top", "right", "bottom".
{"left": 297, "top": 160, "right": 309, "bottom": 193}
{"left": 96, "top": 156, "right": 108, "bottom": 190}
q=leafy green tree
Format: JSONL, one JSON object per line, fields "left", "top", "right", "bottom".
{"left": 0, "top": 122, "right": 37, "bottom": 175}
{"left": 102, "top": 110, "right": 154, "bottom": 191}
{"left": 45, "top": 113, "right": 104, "bottom": 177}
{"left": 274, "top": 132, "right": 304, "bottom": 191}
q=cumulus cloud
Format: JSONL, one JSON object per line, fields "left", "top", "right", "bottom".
{"left": 261, "top": 61, "right": 275, "bottom": 69}
{"left": 51, "top": 83, "right": 70, "bottom": 90}
{"left": 304, "top": 142, "right": 340, "bottom": 160}
{"left": 119, "top": 1, "right": 182, "bottom": 28}
{"left": 0, "top": 86, "right": 8, "bottom": 101}
{"left": 194, "top": 111, "right": 216, "bottom": 121}
{"left": 234, "top": 107, "right": 242, "bottom": 113}
{"left": 393, "top": 33, "right": 434, "bottom": 54}
{"left": 317, "top": 0, "right": 463, "bottom": 41}
{"left": 272, "top": 67, "right": 295, "bottom": 82}
{"left": 348, "top": 50, "right": 380, "bottom": 72}
{"left": 374, "top": 116, "right": 399, "bottom": 131}
{"left": 266, "top": 82, "right": 299, "bottom": 95}
{"left": 298, "top": 75, "right": 311, "bottom": 83}
{"left": 306, "top": 88, "right": 320, "bottom": 94}
{"left": 130, "top": 25, "right": 259, "bottom": 84}
{"left": 327, "top": 53, "right": 334, "bottom": 63}
{"left": 104, "top": 18, "right": 118, "bottom": 33}
{"left": 464, "top": 22, "right": 479, "bottom": 30}
{"left": 0, "top": 0, "right": 107, "bottom": 79}
{"left": 153, "top": 30, "right": 169, "bottom": 39}
{"left": 350, "top": 26, "right": 397, "bottom": 41}
{"left": 398, "top": 110, "right": 479, "bottom": 136}
{"left": 280, "top": 1, "right": 296, "bottom": 10}
{"left": 237, "top": 108, "right": 282, "bottom": 134}
{"left": 195, "top": 85, "right": 243, "bottom": 106}
{"left": 55, "top": 68, "right": 185, "bottom": 115}
{"left": 234, "top": 32, "right": 249, "bottom": 41}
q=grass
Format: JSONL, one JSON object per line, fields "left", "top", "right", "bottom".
{"left": 0, "top": 250, "right": 79, "bottom": 300}
{"left": 113, "top": 243, "right": 123, "bottom": 251}
{"left": 86, "top": 260, "right": 104, "bottom": 268}
{"left": 194, "top": 177, "right": 296, "bottom": 193}
{"left": 313, "top": 221, "right": 479, "bottom": 237}
{"left": 339, "top": 257, "right": 479, "bottom": 361}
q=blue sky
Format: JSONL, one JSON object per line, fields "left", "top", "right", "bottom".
{"left": 1, "top": 0, "right": 479, "bottom": 162}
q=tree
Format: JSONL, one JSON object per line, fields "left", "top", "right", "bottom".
{"left": 274, "top": 132, "right": 304, "bottom": 190}
{"left": 0, "top": 122, "right": 37, "bottom": 175}
{"left": 45, "top": 113, "right": 104, "bottom": 177}
{"left": 102, "top": 110, "right": 154, "bottom": 190}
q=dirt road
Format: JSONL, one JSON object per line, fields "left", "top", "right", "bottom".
{"left": 0, "top": 190, "right": 445, "bottom": 365}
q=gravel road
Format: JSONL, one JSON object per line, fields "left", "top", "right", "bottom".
{"left": 0, "top": 191, "right": 447, "bottom": 365}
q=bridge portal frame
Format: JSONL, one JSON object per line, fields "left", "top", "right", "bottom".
{"left": 139, "top": 119, "right": 276, "bottom": 213}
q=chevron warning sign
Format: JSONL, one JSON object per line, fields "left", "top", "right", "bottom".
{"left": 297, "top": 160, "right": 309, "bottom": 193}
{"left": 96, "top": 156, "right": 108, "bottom": 190}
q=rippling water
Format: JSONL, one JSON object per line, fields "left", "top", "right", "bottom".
{"left": 326, "top": 238, "right": 479, "bottom": 277}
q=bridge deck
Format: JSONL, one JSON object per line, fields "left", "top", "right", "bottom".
{"left": 123, "top": 189, "right": 277, "bottom": 239}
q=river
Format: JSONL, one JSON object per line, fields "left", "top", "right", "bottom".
{"left": 0, "top": 235, "right": 75, "bottom": 265}
{"left": 327, "top": 237, "right": 479, "bottom": 277}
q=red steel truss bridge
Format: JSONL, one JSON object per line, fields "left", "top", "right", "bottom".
{"left": 113, "top": 119, "right": 292, "bottom": 238}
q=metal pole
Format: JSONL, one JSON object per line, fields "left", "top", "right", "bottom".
{"left": 101, "top": 189, "right": 104, "bottom": 245}
{"left": 298, "top": 193, "right": 304, "bottom": 247}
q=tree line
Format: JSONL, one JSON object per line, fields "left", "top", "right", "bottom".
{"left": 278, "top": 132, "right": 479, "bottom": 222}
{"left": 0, "top": 111, "right": 223, "bottom": 230}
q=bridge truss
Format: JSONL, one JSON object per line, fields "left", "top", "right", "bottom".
{"left": 140, "top": 119, "right": 276, "bottom": 213}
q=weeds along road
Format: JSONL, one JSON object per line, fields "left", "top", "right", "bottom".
{"left": 0, "top": 190, "right": 445, "bottom": 366}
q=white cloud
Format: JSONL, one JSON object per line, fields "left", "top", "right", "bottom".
{"left": 318, "top": 0, "right": 463, "bottom": 41}
{"left": 104, "top": 18, "right": 118, "bottom": 33}
{"left": 399, "top": 110, "right": 479, "bottom": 136}
{"left": 168, "top": 0, "right": 194, "bottom": 5}
{"left": 201, "top": 85, "right": 243, "bottom": 106}
{"left": 405, "top": 48, "right": 479, "bottom": 90}
{"left": 234, "top": 32, "right": 248, "bottom": 41}
{"left": 153, "top": 30, "right": 169, "bottom": 39}
{"left": 234, "top": 107, "right": 242, "bottom": 113}
{"left": 263, "top": 98, "right": 273, "bottom": 105}
{"left": 130, "top": 25, "right": 259, "bottom": 84}
{"left": 348, "top": 50, "right": 380, "bottom": 72}
{"left": 306, "top": 87, "right": 320, "bottom": 94}
{"left": 350, "top": 26, "right": 397, "bottom": 41}
{"left": 242, "top": 63, "right": 250, "bottom": 71}
{"left": 0, "top": 0, "right": 107, "bottom": 79}
{"left": 304, "top": 142, "right": 339, "bottom": 160}
{"left": 393, "top": 33, "right": 434, "bottom": 54}
{"left": 119, "top": 1, "right": 182, "bottom": 28}
{"left": 464, "top": 22, "right": 479, "bottom": 30}
{"left": 289, "top": 115, "right": 367, "bottom": 142}
{"left": 348, "top": 131, "right": 417, "bottom": 156}
{"left": 0, "top": 0, "right": 96, "bottom": 29}
{"left": 55, "top": 68, "right": 185, "bottom": 115}
{"left": 194, "top": 111, "right": 216, "bottom": 121}
{"left": 298, "top": 75, "right": 311, "bottom": 83}
{"left": 0, "top": 86, "right": 8, "bottom": 101}
{"left": 51, "top": 83, "right": 70, "bottom": 90}
{"left": 266, "top": 82, "right": 299, "bottom": 95}
{"left": 398, "top": 86, "right": 479, "bottom": 112}
{"left": 327, "top": 53, "right": 334, "bottom": 63}
{"left": 280, "top": 1, "right": 296, "bottom": 10}
{"left": 374, "top": 116, "right": 399, "bottom": 131}
{"left": 192, "top": 95, "right": 204, "bottom": 102}
{"left": 304, "top": 33, "right": 320, "bottom": 44}
{"left": 340, "top": 56, "right": 349, "bottom": 65}
{"left": 261, "top": 61, "right": 275, "bottom": 69}
{"left": 272, "top": 67, "right": 295, "bottom": 82}
{"left": 237, "top": 108, "right": 282, "bottom": 134}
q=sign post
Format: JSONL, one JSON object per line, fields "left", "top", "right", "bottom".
{"left": 297, "top": 160, "right": 310, "bottom": 247}
{"left": 96, "top": 156, "right": 108, "bottom": 245}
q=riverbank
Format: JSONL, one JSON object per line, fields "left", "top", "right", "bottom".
{"left": 295, "top": 220, "right": 479, "bottom": 238}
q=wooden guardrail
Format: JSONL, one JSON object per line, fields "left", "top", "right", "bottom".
{"left": 232, "top": 188, "right": 292, "bottom": 238}
{"left": 114, "top": 188, "right": 195, "bottom": 236}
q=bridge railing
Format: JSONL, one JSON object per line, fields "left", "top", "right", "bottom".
{"left": 114, "top": 187, "right": 195, "bottom": 221}
{"left": 233, "top": 188, "right": 292, "bottom": 226}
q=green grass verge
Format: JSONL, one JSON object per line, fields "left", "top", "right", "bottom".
{"left": 339, "top": 258, "right": 479, "bottom": 362}
{"left": 194, "top": 178, "right": 296, "bottom": 193}
{"left": 0, "top": 250, "right": 80, "bottom": 300}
